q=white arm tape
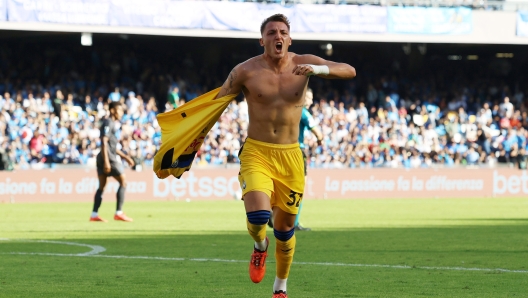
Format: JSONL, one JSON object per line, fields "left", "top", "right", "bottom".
{"left": 308, "top": 64, "right": 330, "bottom": 76}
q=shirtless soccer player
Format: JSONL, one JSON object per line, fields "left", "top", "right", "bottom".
{"left": 268, "top": 88, "right": 323, "bottom": 231}
{"left": 214, "top": 14, "right": 356, "bottom": 298}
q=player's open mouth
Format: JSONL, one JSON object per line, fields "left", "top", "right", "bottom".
{"left": 275, "top": 42, "right": 283, "bottom": 53}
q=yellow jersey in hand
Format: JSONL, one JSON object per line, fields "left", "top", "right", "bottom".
{"left": 153, "top": 88, "right": 237, "bottom": 179}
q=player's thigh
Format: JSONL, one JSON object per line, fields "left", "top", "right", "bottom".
{"left": 239, "top": 170, "right": 273, "bottom": 212}
{"left": 97, "top": 175, "right": 108, "bottom": 190}
{"left": 272, "top": 175, "right": 304, "bottom": 215}
{"left": 271, "top": 176, "right": 303, "bottom": 231}
{"left": 244, "top": 191, "right": 272, "bottom": 213}
{"left": 272, "top": 206, "right": 296, "bottom": 231}
{"left": 113, "top": 173, "right": 127, "bottom": 187}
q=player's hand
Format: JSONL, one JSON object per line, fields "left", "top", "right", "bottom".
{"left": 292, "top": 64, "right": 314, "bottom": 76}
{"left": 104, "top": 164, "right": 111, "bottom": 174}
{"left": 317, "top": 139, "right": 323, "bottom": 146}
{"left": 127, "top": 158, "right": 135, "bottom": 167}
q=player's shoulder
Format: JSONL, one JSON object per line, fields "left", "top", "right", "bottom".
{"left": 292, "top": 53, "right": 323, "bottom": 64}
{"left": 235, "top": 55, "right": 269, "bottom": 78}
{"left": 230, "top": 57, "right": 257, "bottom": 79}
{"left": 236, "top": 56, "right": 262, "bottom": 71}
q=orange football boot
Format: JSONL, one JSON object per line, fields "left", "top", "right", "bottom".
{"left": 114, "top": 213, "right": 133, "bottom": 222}
{"left": 249, "top": 236, "right": 269, "bottom": 283}
{"left": 89, "top": 216, "right": 107, "bottom": 222}
{"left": 272, "top": 290, "right": 288, "bottom": 298}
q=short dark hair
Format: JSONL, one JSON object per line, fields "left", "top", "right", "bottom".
{"left": 260, "top": 14, "right": 290, "bottom": 34}
{"left": 109, "top": 101, "right": 122, "bottom": 111}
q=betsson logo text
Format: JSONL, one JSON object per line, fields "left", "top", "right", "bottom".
{"left": 493, "top": 170, "right": 528, "bottom": 195}
{"left": 153, "top": 172, "right": 240, "bottom": 198}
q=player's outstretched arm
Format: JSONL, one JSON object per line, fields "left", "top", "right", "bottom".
{"left": 117, "top": 149, "right": 135, "bottom": 167}
{"left": 293, "top": 54, "right": 356, "bottom": 80}
{"left": 215, "top": 64, "right": 244, "bottom": 99}
{"left": 311, "top": 126, "right": 324, "bottom": 145}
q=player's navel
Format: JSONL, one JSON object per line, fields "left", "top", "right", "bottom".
{"left": 258, "top": 94, "right": 262, "bottom": 97}
{"left": 295, "top": 92, "right": 299, "bottom": 96}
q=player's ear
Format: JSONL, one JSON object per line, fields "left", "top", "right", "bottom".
{"left": 259, "top": 38, "right": 264, "bottom": 46}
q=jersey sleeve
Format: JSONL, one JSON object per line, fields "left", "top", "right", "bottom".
{"left": 302, "top": 109, "right": 317, "bottom": 130}
{"left": 99, "top": 118, "right": 110, "bottom": 138}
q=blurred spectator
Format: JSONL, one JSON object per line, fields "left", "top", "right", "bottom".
{"left": 126, "top": 91, "right": 140, "bottom": 117}
{"left": 168, "top": 86, "right": 180, "bottom": 109}
{"left": 109, "top": 87, "right": 122, "bottom": 102}
{"left": 53, "top": 90, "right": 64, "bottom": 120}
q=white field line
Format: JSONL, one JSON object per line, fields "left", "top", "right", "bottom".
{"left": 3, "top": 239, "right": 105, "bottom": 256}
{"left": 2, "top": 239, "right": 527, "bottom": 274}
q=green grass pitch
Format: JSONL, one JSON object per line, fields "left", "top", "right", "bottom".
{"left": 1, "top": 198, "right": 527, "bottom": 297}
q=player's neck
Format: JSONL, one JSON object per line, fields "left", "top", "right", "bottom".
{"left": 262, "top": 53, "right": 289, "bottom": 73}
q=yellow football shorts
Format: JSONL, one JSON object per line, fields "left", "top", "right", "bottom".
{"left": 238, "top": 138, "right": 305, "bottom": 215}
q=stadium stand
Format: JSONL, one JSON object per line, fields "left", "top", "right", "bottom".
{"left": 0, "top": 39, "right": 527, "bottom": 171}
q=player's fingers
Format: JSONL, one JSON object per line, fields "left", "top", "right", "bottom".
{"left": 295, "top": 65, "right": 307, "bottom": 75}
{"left": 292, "top": 65, "right": 299, "bottom": 74}
{"left": 294, "top": 64, "right": 309, "bottom": 75}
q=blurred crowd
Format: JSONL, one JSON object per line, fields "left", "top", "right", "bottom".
{"left": 303, "top": 93, "right": 527, "bottom": 169}
{"left": 195, "top": 82, "right": 528, "bottom": 169}
{"left": 1, "top": 41, "right": 527, "bottom": 170}
{"left": 0, "top": 88, "right": 162, "bottom": 170}
{"left": 2, "top": 77, "right": 526, "bottom": 171}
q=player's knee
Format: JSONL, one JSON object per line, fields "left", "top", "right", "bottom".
{"left": 120, "top": 181, "right": 127, "bottom": 188}
{"left": 274, "top": 228, "right": 295, "bottom": 242}
{"left": 247, "top": 210, "right": 271, "bottom": 225}
{"left": 273, "top": 215, "right": 295, "bottom": 231}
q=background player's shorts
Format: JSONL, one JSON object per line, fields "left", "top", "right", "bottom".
{"left": 238, "top": 138, "right": 305, "bottom": 215}
{"left": 96, "top": 159, "right": 124, "bottom": 177}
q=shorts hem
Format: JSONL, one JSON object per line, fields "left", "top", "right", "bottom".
{"left": 242, "top": 188, "right": 273, "bottom": 199}
{"left": 274, "top": 204, "right": 299, "bottom": 215}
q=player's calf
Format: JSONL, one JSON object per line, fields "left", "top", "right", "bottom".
{"left": 274, "top": 228, "right": 296, "bottom": 295}
{"left": 247, "top": 210, "right": 271, "bottom": 283}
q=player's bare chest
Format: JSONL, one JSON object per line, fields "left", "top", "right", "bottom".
{"left": 245, "top": 72, "right": 307, "bottom": 103}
